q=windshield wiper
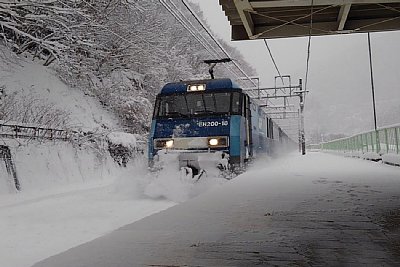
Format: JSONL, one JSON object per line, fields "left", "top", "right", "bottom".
{"left": 166, "top": 111, "right": 190, "bottom": 118}
{"left": 196, "top": 110, "right": 220, "bottom": 115}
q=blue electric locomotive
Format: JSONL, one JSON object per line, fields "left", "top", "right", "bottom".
{"left": 148, "top": 78, "right": 290, "bottom": 175}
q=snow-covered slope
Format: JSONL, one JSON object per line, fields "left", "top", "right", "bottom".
{"left": 0, "top": 44, "right": 125, "bottom": 195}
{"left": 0, "top": 45, "right": 118, "bottom": 130}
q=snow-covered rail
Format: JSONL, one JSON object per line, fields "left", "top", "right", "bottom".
{"left": 321, "top": 125, "right": 400, "bottom": 166}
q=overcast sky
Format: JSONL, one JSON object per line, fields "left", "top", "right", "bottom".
{"left": 188, "top": 0, "right": 400, "bottom": 139}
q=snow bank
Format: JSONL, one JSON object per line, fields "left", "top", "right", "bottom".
{"left": 107, "top": 132, "right": 137, "bottom": 148}
{"left": 0, "top": 140, "right": 120, "bottom": 195}
{"left": 323, "top": 149, "right": 400, "bottom": 167}
{"left": 362, "top": 152, "right": 382, "bottom": 161}
{"left": 382, "top": 153, "right": 400, "bottom": 166}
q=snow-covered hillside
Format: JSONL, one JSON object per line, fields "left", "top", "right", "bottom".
{"left": 0, "top": 45, "right": 118, "bottom": 130}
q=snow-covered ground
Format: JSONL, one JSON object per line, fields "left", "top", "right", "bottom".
{"left": 0, "top": 43, "right": 228, "bottom": 267}
{"left": 0, "top": 180, "right": 174, "bottom": 267}
{"left": 0, "top": 138, "right": 230, "bottom": 267}
{"left": 32, "top": 152, "right": 400, "bottom": 267}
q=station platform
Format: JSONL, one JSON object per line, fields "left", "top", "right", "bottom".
{"left": 33, "top": 153, "right": 400, "bottom": 266}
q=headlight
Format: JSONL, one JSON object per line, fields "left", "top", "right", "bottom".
{"left": 165, "top": 140, "right": 174, "bottom": 148}
{"left": 207, "top": 137, "right": 228, "bottom": 147}
{"left": 208, "top": 138, "right": 219, "bottom": 146}
{"left": 154, "top": 139, "right": 174, "bottom": 149}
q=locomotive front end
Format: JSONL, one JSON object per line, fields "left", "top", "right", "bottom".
{"left": 148, "top": 79, "right": 244, "bottom": 178}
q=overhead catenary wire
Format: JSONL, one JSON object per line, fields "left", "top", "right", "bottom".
{"left": 304, "top": 0, "right": 314, "bottom": 93}
{"left": 161, "top": 1, "right": 244, "bottom": 83}
{"left": 162, "top": 0, "right": 244, "bottom": 81}
{"left": 179, "top": 0, "right": 257, "bottom": 88}
{"left": 77, "top": 0, "right": 256, "bottom": 88}
{"left": 158, "top": 0, "right": 220, "bottom": 59}
{"left": 60, "top": 0, "right": 241, "bottom": 83}
{"left": 263, "top": 39, "right": 285, "bottom": 85}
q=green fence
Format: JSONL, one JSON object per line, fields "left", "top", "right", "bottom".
{"left": 321, "top": 126, "right": 400, "bottom": 156}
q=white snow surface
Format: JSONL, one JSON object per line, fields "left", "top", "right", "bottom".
{"left": 382, "top": 153, "right": 400, "bottom": 166}
{"left": 31, "top": 152, "right": 400, "bottom": 267}
{"left": 0, "top": 141, "right": 175, "bottom": 267}
{"left": 107, "top": 132, "right": 138, "bottom": 148}
{"left": 362, "top": 152, "right": 382, "bottom": 161}
{"left": 0, "top": 140, "right": 229, "bottom": 267}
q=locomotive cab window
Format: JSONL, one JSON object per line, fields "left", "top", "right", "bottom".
{"left": 155, "top": 91, "right": 242, "bottom": 118}
{"left": 231, "top": 92, "right": 240, "bottom": 114}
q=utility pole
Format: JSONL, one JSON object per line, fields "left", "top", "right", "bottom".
{"left": 367, "top": 33, "right": 377, "bottom": 131}
{"left": 367, "top": 32, "right": 380, "bottom": 153}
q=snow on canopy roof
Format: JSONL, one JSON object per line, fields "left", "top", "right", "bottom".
{"left": 160, "top": 78, "right": 241, "bottom": 95}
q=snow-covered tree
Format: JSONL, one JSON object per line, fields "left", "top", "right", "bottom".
{"left": 0, "top": 0, "right": 255, "bottom": 133}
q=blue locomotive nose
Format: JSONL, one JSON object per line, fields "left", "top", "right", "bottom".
{"left": 154, "top": 117, "right": 230, "bottom": 138}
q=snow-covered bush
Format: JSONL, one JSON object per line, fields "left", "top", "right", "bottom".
{"left": 107, "top": 132, "right": 144, "bottom": 167}
{"left": 0, "top": 90, "right": 70, "bottom": 129}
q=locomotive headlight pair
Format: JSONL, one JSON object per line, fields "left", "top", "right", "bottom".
{"left": 207, "top": 137, "right": 228, "bottom": 147}
{"left": 187, "top": 84, "right": 206, "bottom": 92}
{"left": 155, "top": 137, "right": 227, "bottom": 149}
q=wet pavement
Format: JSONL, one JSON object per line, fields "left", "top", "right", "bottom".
{"left": 33, "top": 153, "right": 400, "bottom": 267}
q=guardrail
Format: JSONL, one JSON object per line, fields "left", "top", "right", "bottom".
{"left": 0, "top": 121, "right": 72, "bottom": 141}
{"left": 0, "top": 120, "right": 147, "bottom": 154}
{"left": 321, "top": 125, "right": 400, "bottom": 166}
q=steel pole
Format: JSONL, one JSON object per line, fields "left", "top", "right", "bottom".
{"left": 367, "top": 33, "right": 378, "bottom": 131}
{"left": 299, "top": 79, "right": 306, "bottom": 155}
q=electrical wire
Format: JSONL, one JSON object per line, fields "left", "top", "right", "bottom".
{"left": 264, "top": 39, "right": 284, "bottom": 85}
{"left": 63, "top": 0, "right": 256, "bottom": 89}
{"left": 179, "top": 0, "right": 258, "bottom": 88}
{"left": 164, "top": 0, "right": 243, "bottom": 81}
{"left": 304, "top": 0, "right": 314, "bottom": 93}
{"left": 159, "top": 0, "right": 245, "bottom": 82}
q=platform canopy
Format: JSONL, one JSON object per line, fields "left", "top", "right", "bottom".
{"left": 219, "top": 0, "right": 400, "bottom": 40}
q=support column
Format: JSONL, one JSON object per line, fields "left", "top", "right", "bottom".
{"left": 299, "top": 79, "right": 305, "bottom": 155}
{"left": 395, "top": 127, "right": 399, "bottom": 154}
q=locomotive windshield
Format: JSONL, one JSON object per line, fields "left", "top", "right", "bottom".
{"left": 155, "top": 92, "right": 241, "bottom": 118}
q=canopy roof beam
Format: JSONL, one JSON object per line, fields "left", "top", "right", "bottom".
{"left": 249, "top": 0, "right": 400, "bottom": 8}
{"left": 337, "top": 4, "right": 352, "bottom": 30}
{"left": 220, "top": 0, "right": 400, "bottom": 39}
{"left": 233, "top": 0, "right": 256, "bottom": 39}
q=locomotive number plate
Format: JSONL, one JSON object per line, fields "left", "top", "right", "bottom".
{"left": 197, "top": 121, "right": 229, "bottom": 127}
